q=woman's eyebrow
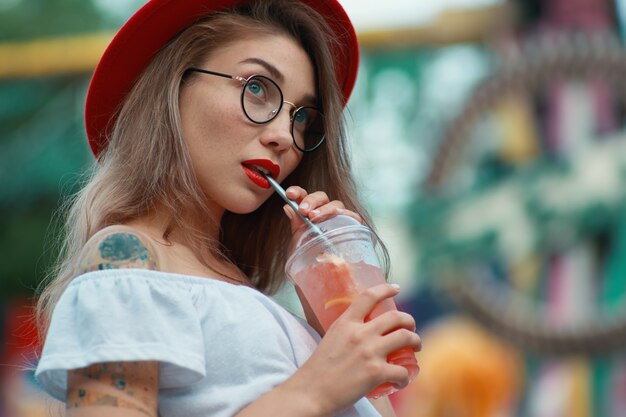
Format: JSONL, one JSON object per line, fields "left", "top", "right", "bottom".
{"left": 240, "top": 57, "right": 318, "bottom": 105}
{"left": 239, "top": 57, "right": 284, "bottom": 83}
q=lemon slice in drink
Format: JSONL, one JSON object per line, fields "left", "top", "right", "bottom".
{"left": 324, "top": 296, "right": 355, "bottom": 310}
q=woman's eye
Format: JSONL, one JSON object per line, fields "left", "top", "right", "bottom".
{"left": 294, "top": 109, "right": 309, "bottom": 126}
{"left": 246, "top": 80, "right": 265, "bottom": 96}
{"left": 245, "top": 77, "right": 275, "bottom": 102}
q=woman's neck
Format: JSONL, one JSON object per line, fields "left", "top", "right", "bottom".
{"left": 126, "top": 205, "right": 251, "bottom": 286}
{"left": 135, "top": 202, "right": 222, "bottom": 243}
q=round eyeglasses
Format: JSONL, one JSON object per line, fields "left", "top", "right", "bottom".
{"left": 186, "top": 68, "right": 325, "bottom": 152}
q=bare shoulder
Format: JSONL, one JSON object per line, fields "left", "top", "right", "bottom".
{"left": 77, "top": 225, "right": 160, "bottom": 274}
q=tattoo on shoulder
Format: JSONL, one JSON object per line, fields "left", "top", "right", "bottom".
{"left": 79, "top": 232, "right": 159, "bottom": 273}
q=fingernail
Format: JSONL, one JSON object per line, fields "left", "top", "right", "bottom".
{"left": 299, "top": 202, "right": 309, "bottom": 210}
{"left": 336, "top": 208, "right": 345, "bottom": 214}
{"left": 283, "top": 206, "right": 293, "bottom": 220}
{"left": 310, "top": 209, "right": 321, "bottom": 217}
{"left": 390, "top": 283, "right": 400, "bottom": 290}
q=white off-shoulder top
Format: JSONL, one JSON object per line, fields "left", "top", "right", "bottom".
{"left": 35, "top": 269, "right": 380, "bottom": 417}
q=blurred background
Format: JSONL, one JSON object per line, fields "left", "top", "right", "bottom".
{"left": 2, "top": 0, "right": 626, "bottom": 416}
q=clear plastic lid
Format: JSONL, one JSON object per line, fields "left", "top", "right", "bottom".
{"left": 287, "top": 214, "right": 373, "bottom": 260}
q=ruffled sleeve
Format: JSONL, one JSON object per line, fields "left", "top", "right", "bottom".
{"left": 35, "top": 270, "right": 206, "bottom": 401}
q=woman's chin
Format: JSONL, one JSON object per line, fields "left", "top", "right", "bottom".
{"left": 225, "top": 199, "right": 268, "bottom": 215}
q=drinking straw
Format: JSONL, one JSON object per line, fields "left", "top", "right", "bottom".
{"left": 263, "top": 173, "right": 325, "bottom": 236}
{"left": 263, "top": 173, "right": 343, "bottom": 256}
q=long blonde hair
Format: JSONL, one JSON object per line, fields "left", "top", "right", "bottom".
{"left": 37, "top": 0, "right": 388, "bottom": 337}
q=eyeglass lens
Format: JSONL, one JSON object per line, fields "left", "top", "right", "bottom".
{"left": 242, "top": 75, "right": 324, "bottom": 152}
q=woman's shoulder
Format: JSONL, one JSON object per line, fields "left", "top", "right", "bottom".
{"left": 76, "top": 224, "right": 161, "bottom": 274}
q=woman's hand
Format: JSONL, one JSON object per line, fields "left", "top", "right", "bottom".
{"left": 235, "top": 284, "right": 421, "bottom": 417}
{"left": 282, "top": 186, "right": 362, "bottom": 232}
{"left": 289, "top": 283, "right": 422, "bottom": 416}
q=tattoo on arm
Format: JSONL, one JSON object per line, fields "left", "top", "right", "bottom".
{"left": 78, "top": 231, "right": 159, "bottom": 274}
{"left": 67, "top": 361, "right": 159, "bottom": 416}
{"left": 67, "top": 390, "right": 153, "bottom": 416}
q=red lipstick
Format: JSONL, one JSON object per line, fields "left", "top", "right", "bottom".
{"left": 242, "top": 159, "right": 280, "bottom": 189}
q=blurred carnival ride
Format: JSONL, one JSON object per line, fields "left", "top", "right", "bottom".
{"left": 405, "top": 30, "right": 626, "bottom": 417}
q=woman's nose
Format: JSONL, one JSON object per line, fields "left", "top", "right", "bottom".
{"left": 259, "top": 103, "right": 294, "bottom": 151}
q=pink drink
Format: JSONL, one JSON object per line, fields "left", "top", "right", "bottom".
{"left": 293, "top": 256, "right": 419, "bottom": 398}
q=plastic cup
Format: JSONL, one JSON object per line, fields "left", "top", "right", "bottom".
{"left": 285, "top": 214, "right": 419, "bottom": 398}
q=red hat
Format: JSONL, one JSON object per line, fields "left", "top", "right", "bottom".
{"left": 85, "top": 0, "right": 359, "bottom": 157}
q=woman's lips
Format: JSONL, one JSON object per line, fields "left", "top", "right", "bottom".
{"left": 242, "top": 159, "right": 280, "bottom": 189}
{"left": 242, "top": 165, "right": 271, "bottom": 189}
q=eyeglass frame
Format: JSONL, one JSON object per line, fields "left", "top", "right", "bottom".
{"left": 185, "top": 67, "right": 325, "bottom": 152}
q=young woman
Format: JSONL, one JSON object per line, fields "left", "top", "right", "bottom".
{"left": 34, "top": 1, "right": 422, "bottom": 416}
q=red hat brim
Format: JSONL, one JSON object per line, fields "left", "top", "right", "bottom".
{"left": 85, "top": 0, "right": 359, "bottom": 157}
